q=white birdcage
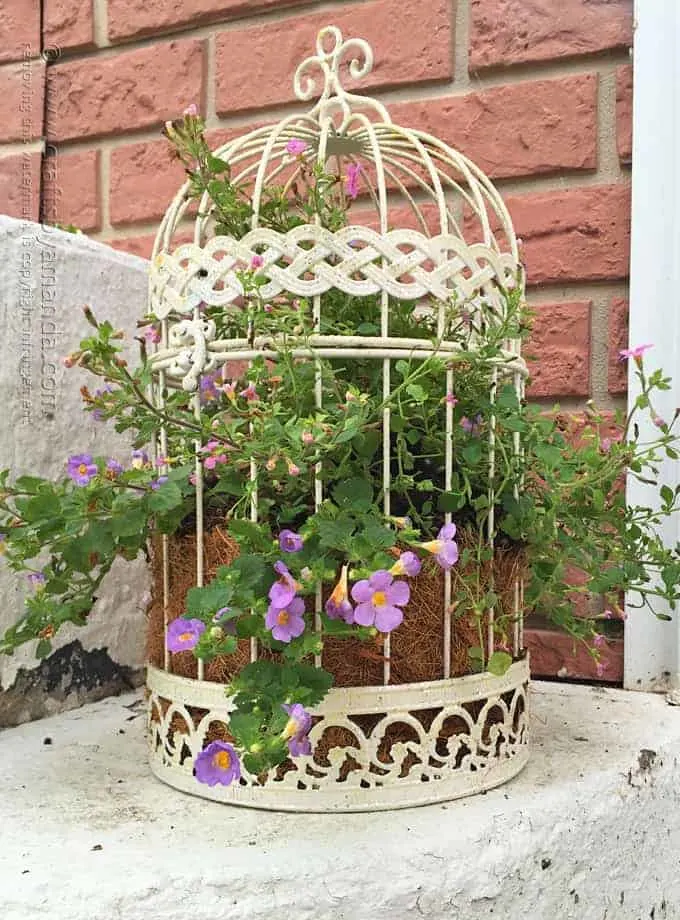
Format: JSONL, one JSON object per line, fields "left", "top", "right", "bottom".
{"left": 145, "top": 26, "right": 530, "bottom": 811}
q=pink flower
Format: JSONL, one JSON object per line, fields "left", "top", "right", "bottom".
{"left": 595, "top": 660, "right": 609, "bottom": 679}
{"left": 301, "top": 431, "right": 315, "bottom": 445}
{"left": 223, "top": 381, "right": 237, "bottom": 401}
{"left": 653, "top": 415, "right": 667, "bottom": 429}
{"left": 250, "top": 254, "right": 264, "bottom": 270}
{"left": 619, "top": 343, "right": 653, "bottom": 362}
{"left": 239, "top": 383, "right": 258, "bottom": 401}
{"left": 444, "top": 392, "right": 458, "bottom": 407}
{"left": 460, "top": 414, "right": 482, "bottom": 435}
{"left": 344, "top": 163, "right": 362, "bottom": 200}
{"left": 204, "top": 454, "right": 227, "bottom": 470}
{"left": 285, "top": 139, "right": 307, "bottom": 156}
{"left": 183, "top": 103, "right": 199, "bottom": 117}
{"left": 593, "top": 633, "right": 607, "bottom": 649}
{"left": 351, "top": 570, "right": 410, "bottom": 633}
{"left": 144, "top": 326, "right": 161, "bottom": 344}
{"left": 287, "top": 461, "right": 301, "bottom": 477}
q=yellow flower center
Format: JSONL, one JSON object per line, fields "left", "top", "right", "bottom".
{"left": 421, "top": 539, "right": 443, "bottom": 555}
{"left": 179, "top": 631, "right": 193, "bottom": 642}
{"left": 78, "top": 464, "right": 88, "bottom": 475}
{"left": 283, "top": 717, "right": 297, "bottom": 740}
{"left": 213, "top": 750, "right": 231, "bottom": 770}
{"left": 277, "top": 609, "right": 290, "bottom": 625}
{"left": 372, "top": 591, "right": 387, "bottom": 607}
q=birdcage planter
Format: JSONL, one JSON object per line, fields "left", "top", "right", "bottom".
{"left": 144, "top": 26, "right": 530, "bottom": 811}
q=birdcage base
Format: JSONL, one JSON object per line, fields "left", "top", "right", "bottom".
{"left": 147, "top": 658, "right": 529, "bottom": 812}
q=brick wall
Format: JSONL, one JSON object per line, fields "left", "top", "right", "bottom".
{"left": 0, "top": 0, "right": 634, "bottom": 679}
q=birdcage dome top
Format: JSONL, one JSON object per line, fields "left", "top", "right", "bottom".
{"left": 148, "top": 25, "right": 522, "bottom": 331}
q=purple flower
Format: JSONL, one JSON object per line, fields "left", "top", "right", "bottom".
{"left": 351, "top": 570, "right": 410, "bottom": 633}
{"left": 67, "top": 453, "right": 98, "bottom": 486}
{"left": 27, "top": 572, "right": 46, "bottom": 588}
{"left": 131, "top": 449, "right": 149, "bottom": 470}
{"left": 460, "top": 414, "right": 482, "bottom": 435}
{"left": 151, "top": 475, "right": 169, "bottom": 491}
{"left": 106, "top": 458, "right": 124, "bottom": 477}
{"left": 390, "top": 551, "right": 422, "bottom": 578}
{"left": 212, "top": 606, "right": 237, "bottom": 636}
{"left": 286, "top": 138, "right": 308, "bottom": 156}
{"left": 421, "top": 523, "right": 459, "bottom": 570}
{"left": 200, "top": 373, "right": 220, "bottom": 404}
{"left": 282, "top": 703, "right": 313, "bottom": 757}
{"left": 166, "top": 617, "right": 206, "bottom": 653}
{"left": 194, "top": 740, "right": 241, "bottom": 786}
{"left": 265, "top": 595, "right": 306, "bottom": 643}
{"left": 279, "top": 529, "right": 303, "bottom": 553}
{"left": 593, "top": 633, "right": 607, "bottom": 649}
{"left": 183, "top": 103, "right": 199, "bottom": 117}
{"left": 268, "top": 561, "right": 299, "bottom": 608}
{"left": 345, "top": 163, "right": 362, "bottom": 200}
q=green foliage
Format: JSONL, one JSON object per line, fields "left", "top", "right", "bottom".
{"left": 1, "top": 114, "right": 679, "bottom": 775}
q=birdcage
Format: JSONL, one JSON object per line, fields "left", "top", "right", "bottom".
{"left": 145, "top": 26, "right": 529, "bottom": 811}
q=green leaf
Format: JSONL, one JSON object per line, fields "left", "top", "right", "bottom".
{"left": 35, "top": 639, "right": 52, "bottom": 659}
{"left": 332, "top": 478, "right": 373, "bottom": 512}
{"left": 487, "top": 651, "right": 513, "bottom": 676}
{"left": 438, "top": 491, "right": 465, "bottom": 513}
{"left": 227, "top": 519, "right": 271, "bottom": 552}
{"left": 461, "top": 442, "right": 482, "bottom": 465}
{"left": 147, "top": 480, "right": 183, "bottom": 513}
{"left": 186, "top": 582, "right": 233, "bottom": 617}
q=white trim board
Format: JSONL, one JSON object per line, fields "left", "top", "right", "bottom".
{"left": 625, "top": 1, "right": 680, "bottom": 691}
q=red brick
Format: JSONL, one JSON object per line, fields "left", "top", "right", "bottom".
{"left": 0, "top": 59, "right": 45, "bottom": 143}
{"left": 392, "top": 74, "right": 597, "bottom": 182}
{"left": 0, "top": 0, "right": 40, "bottom": 65}
{"left": 109, "top": 0, "right": 315, "bottom": 42}
{"left": 108, "top": 228, "right": 194, "bottom": 259}
{"left": 216, "top": 0, "right": 452, "bottom": 115}
{"left": 47, "top": 39, "right": 205, "bottom": 142}
{"left": 107, "top": 234, "right": 156, "bottom": 259}
{"left": 0, "top": 152, "right": 41, "bottom": 220}
{"left": 526, "top": 301, "right": 591, "bottom": 398}
{"left": 467, "top": 184, "right": 631, "bottom": 285}
{"left": 616, "top": 64, "right": 633, "bottom": 165}
{"left": 43, "top": 0, "right": 95, "bottom": 52}
{"left": 526, "top": 628, "right": 622, "bottom": 682}
{"left": 110, "top": 138, "right": 187, "bottom": 226}
{"left": 608, "top": 297, "right": 628, "bottom": 394}
{"left": 42, "top": 150, "right": 100, "bottom": 232}
{"left": 469, "top": 0, "right": 633, "bottom": 71}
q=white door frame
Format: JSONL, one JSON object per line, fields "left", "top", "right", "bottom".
{"left": 625, "top": 1, "right": 680, "bottom": 691}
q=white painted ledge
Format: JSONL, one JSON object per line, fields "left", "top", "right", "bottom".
{"left": 1, "top": 682, "right": 679, "bottom": 920}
